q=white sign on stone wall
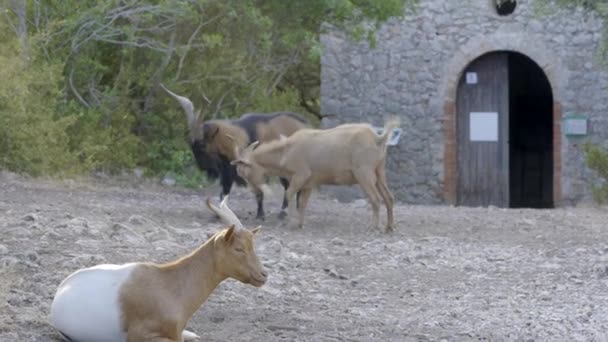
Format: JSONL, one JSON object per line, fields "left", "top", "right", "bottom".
{"left": 564, "top": 115, "right": 588, "bottom": 136}
{"left": 470, "top": 112, "right": 498, "bottom": 142}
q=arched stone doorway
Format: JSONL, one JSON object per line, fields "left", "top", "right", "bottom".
{"left": 454, "top": 51, "right": 554, "bottom": 208}
{"left": 439, "top": 32, "right": 564, "bottom": 208}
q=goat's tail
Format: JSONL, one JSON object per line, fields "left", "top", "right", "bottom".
{"left": 376, "top": 116, "right": 401, "bottom": 147}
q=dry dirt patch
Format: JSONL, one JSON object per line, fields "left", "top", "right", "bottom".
{"left": 1, "top": 173, "right": 608, "bottom": 341}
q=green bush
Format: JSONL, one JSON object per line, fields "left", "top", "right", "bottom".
{"left": 64, "top": 105, "right": 141, "bottom": 174}
{"left": 0, "top": 52, "right": 80, "bottom": 176}
{"left": 583, "top": 143, "right": 608, "bottom": 204}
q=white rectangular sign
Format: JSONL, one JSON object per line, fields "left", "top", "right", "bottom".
{"left": 466, "top": 72, "right": 478, "bottom": 84}
{"left": 564, "top": 117, "right": 587, "bottom": 135}
{"left": 470, "top": 112, "right": 498, "bottom": 142}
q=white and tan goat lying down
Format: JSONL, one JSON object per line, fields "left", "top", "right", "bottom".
{"left": 231, "top": 118, "right": 399, "bottom": 233}
{"left": 50, "top": 196, "right": 266, "bottom": 342}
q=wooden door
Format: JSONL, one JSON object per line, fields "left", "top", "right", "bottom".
{"left": 457, "top": 52, "right": 509, "bottom": 207}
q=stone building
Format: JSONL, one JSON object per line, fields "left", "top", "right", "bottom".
{"left": 320, "top": 0, "right": 608, "bottom": 207}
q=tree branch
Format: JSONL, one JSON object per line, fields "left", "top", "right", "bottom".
{"left": 68, "top": 67, "right": 90, "bottom": 108}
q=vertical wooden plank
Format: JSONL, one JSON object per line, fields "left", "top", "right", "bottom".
{"left": 456, "top": 52, "right": 509, "bottom": 207}
{"left": 553, "top": 102, "right": 562, "bottom": 205}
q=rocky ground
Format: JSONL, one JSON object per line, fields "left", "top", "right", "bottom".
{"left": 1, "top": 172, "right": 608, "bottom": 341}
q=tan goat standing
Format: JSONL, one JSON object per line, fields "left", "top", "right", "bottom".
{"left": 50, "top": 196, "right": 266, "bottom": 342}
{"left": 231, "top": 118, "right": 400, "bottom": 233}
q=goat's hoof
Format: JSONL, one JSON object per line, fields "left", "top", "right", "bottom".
{"left": 277, "top": 211, "right": 287, "bottom": 220}
{"left": 256, "top": 214, "right": 265, "bottom": 221}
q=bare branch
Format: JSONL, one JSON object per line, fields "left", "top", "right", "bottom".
{"left": 68, "top": 68, "right": 90, "bottom": 108}
{"left": 175, "top": 21, "right": 202, "bottom": 80}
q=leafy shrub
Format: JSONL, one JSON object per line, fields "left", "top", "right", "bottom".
{"left": 583, "top": 143, "right": 608, "bottom": 204}
{"left": 0, "top": 51, "right": 80, "bottom": 176}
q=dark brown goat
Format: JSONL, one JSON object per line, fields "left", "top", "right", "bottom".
{"left": 161, "top": 84, "right": 309, "bottom": 219}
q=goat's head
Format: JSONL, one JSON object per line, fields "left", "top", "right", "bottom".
{"left": 160, "top": 84, "right": 220, "bottom": 147}
{"left": 190, "top": 140, "right": 222, "bottom": 180}
{"left": 206, "top": 197, "right": 267, "bottom": 287}
{"left": 229, "top": 140, "right": 272, "bottom": 197}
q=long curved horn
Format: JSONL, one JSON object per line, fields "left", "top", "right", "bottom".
{"left": 243, "top": 141, "right": 260, "bottom": 156}
{"left": 205, "top": 196, "right": 244, "bottom": 230}
{"left": 160, "top": 83, "right": 197, "bottom": 128}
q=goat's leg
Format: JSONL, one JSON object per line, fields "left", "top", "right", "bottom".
{"left": 284, "top": 173, "right": 310, "bottom": 228}
{"left": 375, "top": 163, "right": 395, "bottom": 232}
{"left": 278, "top": 178, "right": 290, "bottom": 220}
{"left": 218, "top": 168, "right": 233, "bottom": 201}
{"left": 255, "top": 190, "right": 265, "bottom": 220}
{"left": 296, "top": 188, "right": 313, "bottom": 229}
{"left": 354, "top": 170, "right": 382, "bottom": 231}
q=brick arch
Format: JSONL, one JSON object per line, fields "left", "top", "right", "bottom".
{"left": 440, "top": 32, "right": 563, "bottom": 206}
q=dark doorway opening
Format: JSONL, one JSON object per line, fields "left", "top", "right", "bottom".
{"left": 508, "top": 52, "right": 553, "bottom": 208}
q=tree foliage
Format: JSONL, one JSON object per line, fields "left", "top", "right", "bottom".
{"left": 583, "top": 143, "right": 608, "bottom": 204}
{"left": 0, "top": 0, "right": 412, "bottom": 182}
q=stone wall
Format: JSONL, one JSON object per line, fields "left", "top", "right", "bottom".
{"left": 320, "top": 0, "right": 608, "bottom": 205}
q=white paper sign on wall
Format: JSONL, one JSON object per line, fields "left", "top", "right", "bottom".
{"left": 470, "top": 112, "right": 498, "bottom": 142}
{"left": 466, "top": 72, "right": 478, "bottom": 85}
{"left": 563, "top": 116, "right": 587, "bottom": 136}
{"left": 372, "top": 127, "right": 403, "bottom": 146}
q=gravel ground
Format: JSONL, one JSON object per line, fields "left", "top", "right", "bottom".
{"left": 1, "top": 172, "right": 608, "bottom": 341}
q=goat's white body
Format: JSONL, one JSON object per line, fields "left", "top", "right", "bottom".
{"left": 50, "top": 263, "right": 137, "bottom": 342}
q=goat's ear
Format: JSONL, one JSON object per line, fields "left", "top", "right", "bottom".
{"left": 224, "top": 224, "right": 236, "bottom": 243}
{"left": 251, "top": 226, "right": 261, "bottom": 235}
{"left": 203, "top": 123, "right": 219, "bottom": 140}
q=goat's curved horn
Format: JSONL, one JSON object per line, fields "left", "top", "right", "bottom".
{"left": 160, "top": 83, "right": 197, "bottom": 128}
{"left": 205, "top": 196, "right": 244, "bottom": 230}
{"left": 243, "top": 141, "right": 260, "bottom": 155}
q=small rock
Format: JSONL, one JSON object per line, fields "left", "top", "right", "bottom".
{"left": 128, "top": 215, "right": 145, "bottom": 225}
{"left": 62, "top": 254, "right": 106, "bottom": 268}
{"left": 289, "top": 286, "right": 301, "bottom": 295}
{"left": 93, "top": 171, "right": 107, "bottom": 179}
{"left": 26, "top": 252, "right": 39, "bottom": 263}
{"left": 539, "top": 291, "right": 552, "bottom": 301}
{"left": 0, "top": 257, "right": 20, "bottom": 269}
{"left": 161, "top": 173, "right": 176, "bottom": 186}
{"left": 331, "top": 238, "right": 344, "bottom": 246}
{"left": 353, "top": 199, "right": 368, "bottom": 208}
{"left": 22, "top": 213, "right": 38, "bottom": 222}
{"left": 0, "top": 244, "right": 8, "bottom": 255}
{"left": 70, "top": 217, "right": 89, "bottom": 228}
{"left": 209, "top": 315, "right": 225, "bottom": 323}
{"left": 265, "top": 240, "right": 283, "bottom": 254}
{"left": 133, "top": 167, "right": 145, "bottom": 178}
{"left": 323, "top": 267, "right": 348, "bottom": 280}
